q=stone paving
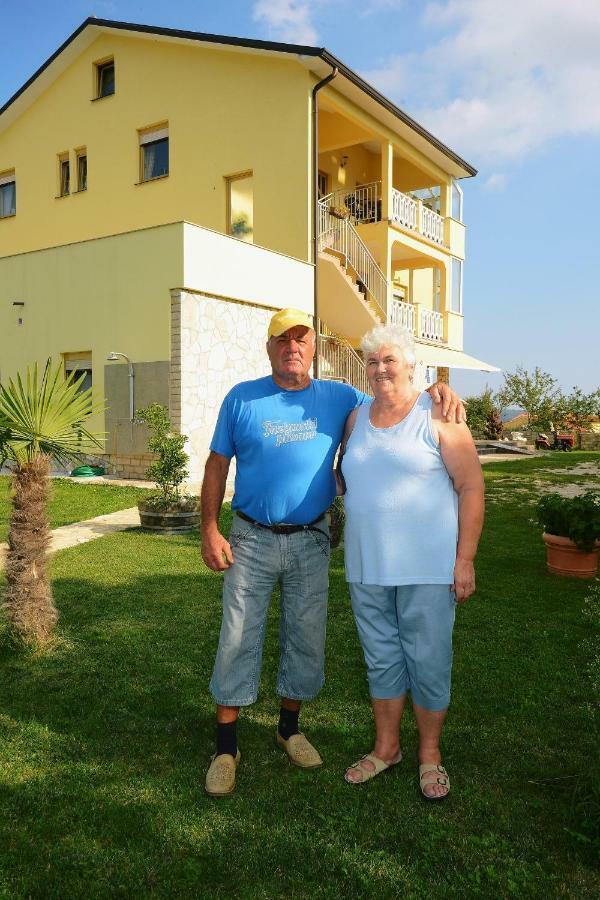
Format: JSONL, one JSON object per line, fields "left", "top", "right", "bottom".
{"left": 0, "top": 507, "right": 141, "bottom": 571}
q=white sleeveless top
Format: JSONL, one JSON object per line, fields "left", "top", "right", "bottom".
{"left": 342, "top": 393, "right": 458, "bottom": 585}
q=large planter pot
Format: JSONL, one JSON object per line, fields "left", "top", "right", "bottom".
{"left": 138, "top": 505, "right": 201, "bottom": 535}
{"left": 542, "top": 532, "right": 600, "bottom": 579}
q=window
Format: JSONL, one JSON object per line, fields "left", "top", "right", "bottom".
{"left": 64, "top": 354, "right": 92, "bottom": 394}
{"left": 96, "top": 60, "right": 115, "bottom": 98}
{"left": 318, "top": 170, "right": 329, "bottom": 199}
{"left": 226, "top": 171, "right": 253, "bottom": 243}
{"left": 451, "top": 181, "right": 463, "bottom": 221}
{"left": 433, "top": 267, "right": 441, "bottom": 312}
{"left": 0, "top": 171, "right": 16, "bottom": 217}
{"left": 450, "top": 258, "right": 463, "bottom": 313}
{"left": 77, "top": 151, "right": 87, "bottom": 191}
{"left": 58, "top": 155, "right": 70, "bottom": 197}
{"left": 139, "top": 126, "right": 169, "bottom": 181}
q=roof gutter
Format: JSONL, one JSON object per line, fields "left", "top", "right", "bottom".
{"left": 311, "top": 66, "right": 338, "bottom": 380}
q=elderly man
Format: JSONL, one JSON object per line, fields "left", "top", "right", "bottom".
{"left": 201, "top": 308, "right": 463, "bottom": 796}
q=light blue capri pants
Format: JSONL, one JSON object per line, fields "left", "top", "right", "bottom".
{"left": 349, "top": 583, "right": 456, "bottom": 712}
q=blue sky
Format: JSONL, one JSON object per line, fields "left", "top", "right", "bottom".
{"left": 2, "top": 0, "right": 599, "bottom": 397}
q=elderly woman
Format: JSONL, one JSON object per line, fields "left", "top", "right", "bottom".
{"left": 339, "top": 323, "right": 484, "bottom": 799}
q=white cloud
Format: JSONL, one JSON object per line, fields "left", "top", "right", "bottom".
{"left": 482, "top": 173, "right": 508, "bottom": 192}
{"left": 252, "top": 1, "right": 320, "bottom": 45}
{"left": 362, "top": 0, "right": 600, "bottom": 165}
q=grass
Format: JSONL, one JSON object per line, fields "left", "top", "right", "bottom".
{"left": 0, "top": 453, "right": 599, "bottom": 898}
{"left": 0, "top": 476, "right": 150, "bottom": 543}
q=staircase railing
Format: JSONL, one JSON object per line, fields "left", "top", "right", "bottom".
{"left": 318, "top": 326, "right": 372, "bottom": 396}
{"left": 318, "top": 200, "right": 388, "bottom": 319}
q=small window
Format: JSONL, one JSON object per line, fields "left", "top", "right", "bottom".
{"left": 318, "top": 170, "right": 329, "bottom": 199}
{"left": 139, "top": 126, "right": 169, "bottom": 181}
{"left": 451, "top": 181, "right": 463, "bottom": 222}
{"left": 450, "top": 258, "right": 463, "bottom": 313}
{"left": 59, "top": 155, "right": 70, "bottom": 197}
{"left": 77, "top": 151, "right": 87, "bottom": 191}
{"left": 0, "top": 171, "right": 16, "bottom": 217}
{"left": 96, "top": 60, "right": 115, "bottom": 98}
{"left": 64, "top": 354, "right": 92, "bottom": 394}
{"left": 433, "top": 267, "right": 441, "bottom": 313}
{"left": 226, "top": 171, "right": 253, "bottom": 243}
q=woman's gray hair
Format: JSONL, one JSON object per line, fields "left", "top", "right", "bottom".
{"left": 360, "top": 324, "right": 416, "bottom": 366}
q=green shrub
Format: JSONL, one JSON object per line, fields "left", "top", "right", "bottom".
{"left": 536, "top": 491, "right": 600, "bottom": 552}
{"left": 135, "top": 404, "right": 196, "bottom": 510}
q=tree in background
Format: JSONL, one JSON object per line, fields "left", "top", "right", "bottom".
{"left": 562, "top": 387, "right": 600, "bottom": 446}
{"left": 0, "top": 361, "right": 102, "bottom": 645}
{"left": 464, "top": 387, "right": 503, "bottom": 439}
{"left": 495, "top": 366, "right": 563, "bottom": 429}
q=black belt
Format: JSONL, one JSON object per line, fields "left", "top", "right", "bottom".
{"left": 236, "top": 509, "right": 328, "bottom": 538}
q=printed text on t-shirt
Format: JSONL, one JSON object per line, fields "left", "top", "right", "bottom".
{"left": 262, "top": 418, "right": 318, "bottom": 447}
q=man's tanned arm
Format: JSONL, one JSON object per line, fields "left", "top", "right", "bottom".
{"left": 201, "top": 451, "right": 234, "bottom": 571}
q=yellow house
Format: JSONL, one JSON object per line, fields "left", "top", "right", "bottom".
{"left": 0, "top": 18, "right": 498, "bottom": 480}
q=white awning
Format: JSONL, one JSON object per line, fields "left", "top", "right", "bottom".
{"left": 414, "top": 344, "right": 500, "bottom": 372}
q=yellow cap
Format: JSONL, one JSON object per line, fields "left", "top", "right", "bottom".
{"left": 268, "top": 308, "right": 314, "bottom": 338}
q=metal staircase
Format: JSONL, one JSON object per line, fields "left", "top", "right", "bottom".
{"left": 318, "top": 326, "right": 372, "bottom": 396}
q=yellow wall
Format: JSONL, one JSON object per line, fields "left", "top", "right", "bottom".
{"left": 0, "top": 223, "right": 183, "bottom": 441}
{"left": 318, "top": 144, "right": 380, "bottom": 195}
{"left": 0, "top": 34, "right": 312, "bottom": 261}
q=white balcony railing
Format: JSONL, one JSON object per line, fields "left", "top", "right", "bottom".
{"left": 421, "top": 205, "right": 445, "bottom": 245}
{"left": 419, "top": 309, "right": 444, "bottom": 342}
{"left": 390, "top": 297, "right": 415, "bottom": 333}
{"left": 391, "top": 189, "right": 417, "bottom": 231}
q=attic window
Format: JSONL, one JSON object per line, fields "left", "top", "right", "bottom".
{"left": 96, "top": 60, "right": 115, "bottom": 98}
{"left": 0, "top": 171, "right": 16, "bottom": 218}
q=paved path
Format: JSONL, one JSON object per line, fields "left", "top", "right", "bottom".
{"left": 0, "top": 507, "right": 140, "bottom": 571}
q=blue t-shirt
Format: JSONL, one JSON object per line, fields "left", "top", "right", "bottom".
{"left": 210, "top": 376, "right": 366, "bottom": 524}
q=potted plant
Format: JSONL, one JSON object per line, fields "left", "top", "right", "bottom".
{"left": 536, "top": 491, "right": 600, "bottom": 578}
{"left": 329, "top": 205, "right": 350, "bottom": 220}
{"left": 135, "top": 403, "right": 200, "bottom": 534}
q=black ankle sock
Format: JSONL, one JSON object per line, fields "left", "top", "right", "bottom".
{"left": 278, "top": 706, "right": 300, "bottom": 740}
{"left": 216, "top": 721, "right": 237, "bottom": 757}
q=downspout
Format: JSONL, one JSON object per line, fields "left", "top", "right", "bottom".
{"left": 311, "top": 66, "right": 338, "bottom": 379}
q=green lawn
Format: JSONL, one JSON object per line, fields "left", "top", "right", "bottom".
{"left": 0, "top": 454, "right": 598, "bottom": 898}
{"left": 0, "top": 476, "right": 150, "bottom": 543}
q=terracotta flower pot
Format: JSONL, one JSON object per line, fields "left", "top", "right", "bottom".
{"left": 542, "top": 532, "right": 600, "bottom": 579}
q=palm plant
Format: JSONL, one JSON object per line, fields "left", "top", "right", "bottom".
{"left": 0, "top": 360, "right": 103, "bottom": 645}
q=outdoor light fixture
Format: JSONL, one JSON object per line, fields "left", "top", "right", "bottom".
{"left": 106, "top": 351, "right": 135, "bottom": 423}
{"left": 340, "top": 155, "right": 349, "bottom": 168}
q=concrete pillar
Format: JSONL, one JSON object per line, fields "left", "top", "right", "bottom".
{"left": 380, "top": 141, "right": 393, "bottom": 220}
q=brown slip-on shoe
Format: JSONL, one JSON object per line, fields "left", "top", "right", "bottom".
{"left": 205, "top": 750, "right": 241, "bottom": 796}
{"left": 276, "top": 732, "right": 323, "bottom": 769}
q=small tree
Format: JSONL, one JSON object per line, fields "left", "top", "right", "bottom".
{"left": 0, "top": 360, "right": 102, "bottom": 645}
{"left": 486, "top": 408, "right": 503, "bottom": 440}
{"left": 465, "top": 387, "right": 503, "bottom": 439}
{"left": 495, "top": 366, "right": 563, "bottom": 429}
{"left": 464, "top": 387, "right": 496, "bottom": 438}
{"left": 136, "top": 404, "right": 191, "bottom": 508}
{"left": 562, "top": 387, "right": 600, "bottom": 446}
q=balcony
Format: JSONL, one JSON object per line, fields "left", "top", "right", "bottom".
{"left": 391, "top": 298, "right": 445, "bottom": 343}
{"left": 323, "top": 182, "right": 446, "bottom": 247}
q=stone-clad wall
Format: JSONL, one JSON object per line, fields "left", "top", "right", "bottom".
{"left": 171, "top": 290, "right": 274, "bottom": 485}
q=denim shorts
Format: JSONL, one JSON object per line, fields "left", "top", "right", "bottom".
{"left": 349, "top": 582, "right": 456, "bottom": 712}
{"left": 209, "top": 513, "right": 330, "bottom": 706}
